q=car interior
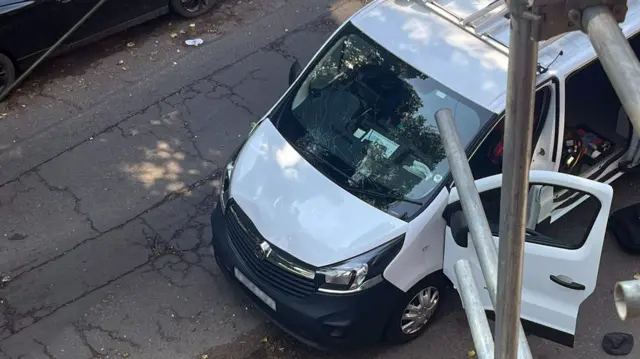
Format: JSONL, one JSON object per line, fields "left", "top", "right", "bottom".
{"left": 559, "top": 33, "right": 640, "bottom": 178}
{"left": 469, "top": 87, "right": 550, "bottom": 181}
{"left": 289, "top": 40, "right": 456, "bottom": 199}
{"left": 560, "top": 56, "right": 629, "bottom": 177}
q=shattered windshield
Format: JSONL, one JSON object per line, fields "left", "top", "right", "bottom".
{"left": 271, "top": 24, "right": 497, "bottom": 218}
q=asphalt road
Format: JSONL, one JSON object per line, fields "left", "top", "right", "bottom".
{"left": 1, "top": 0, "right": 639, "bottom": 358}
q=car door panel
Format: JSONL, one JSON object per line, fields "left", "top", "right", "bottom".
{"left": 63, "top": 0, "right": 168, "bottom": 46}
{"left": 0, "top": 0, "right": 67, "bottom": 61}
{"left": 443, "top": 170, "right": 613, "bottom": 347}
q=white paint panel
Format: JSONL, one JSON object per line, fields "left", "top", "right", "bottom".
{"left": 443, "top": 170, "right": 613, "bottom": 343}
{"left": 230, "top": 120, "right": 408, "bottom": 267}
{"left": 384, "top": 187, "right": 449, "bottom": 292}
{"left": 351, "top": 0, "right": 508, "bottom": 109}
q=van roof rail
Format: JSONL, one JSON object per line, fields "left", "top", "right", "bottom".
{"left": 461, "top": 0, "right": 504, "bottom": 26}
{"left": 417, "top": 0, "right": 463, "bottom": 20}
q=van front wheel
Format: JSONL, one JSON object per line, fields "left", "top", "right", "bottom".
{"left": 384, "top": 275, "right": 446, "bottom": 344}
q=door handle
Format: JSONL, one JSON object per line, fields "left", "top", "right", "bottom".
{"left": 550, "top": 275, "right": 586, "bottom": 290}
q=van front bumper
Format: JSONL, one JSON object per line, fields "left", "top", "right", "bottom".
{"left": 210, "top": 202, "right": 404, "bottom": 350}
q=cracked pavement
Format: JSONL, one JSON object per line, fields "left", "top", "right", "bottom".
{"left": 1, "top": 0, "right": 640, "bottom": 358}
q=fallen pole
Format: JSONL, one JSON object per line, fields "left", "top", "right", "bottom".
{"left": 615, "top": 280, "right": 640, "bottom": 320}
{"left": 435, "top": 109, "right": 533, "bottom": 359}
{"left": 454, "top": 259, "right": 495, "bottom": 359}
{"left": 581, "top": 5, "right": 640, "bottom": 138}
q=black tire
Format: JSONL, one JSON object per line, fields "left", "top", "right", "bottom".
{"left": 383, "top": 273, "right": 449, "bottom": 344}
{"left": 0, "top": 53, "right": 16, "bottom": 99}
{"left": 170, "top": 0, "right": 216, "bottom": 18}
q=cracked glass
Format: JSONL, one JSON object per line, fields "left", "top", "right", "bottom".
{"left": 272, "top": 24, "right": 497, "bottom": 218}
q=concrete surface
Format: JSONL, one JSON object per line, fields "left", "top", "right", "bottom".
{"left": 0, "top": 0, "right": 639, "bottom": 358}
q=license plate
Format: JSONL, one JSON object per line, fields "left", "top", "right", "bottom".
{"left": 234, "top": 267, "right": 277, "bottom": 311}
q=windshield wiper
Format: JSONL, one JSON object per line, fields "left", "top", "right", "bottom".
{"left": 292, "top": 143, "right": 423, "bottom": 206}
{"left": 343, "top": 185, "right": 423, "bottom": 206}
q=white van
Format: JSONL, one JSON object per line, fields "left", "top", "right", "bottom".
{"left": 211, "top": 0, "right": 640, "bottom": 350}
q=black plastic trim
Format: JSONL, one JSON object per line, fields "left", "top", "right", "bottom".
{"left": 485, "top": 310, "right": 575, "bottom": 348}
{"left": 550, "top": 78, "right": 561, "bottom": 163}
{"left": 550, "top": 275, "right": 586, "bottom": 290}
{"left": 210, "top": 202, "right": 405, "bottom": 350}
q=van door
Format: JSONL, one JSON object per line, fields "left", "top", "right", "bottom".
{"left": 442, "top": 170, "right": 613, "bottom": 347}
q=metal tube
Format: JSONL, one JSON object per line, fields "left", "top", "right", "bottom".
{"left": 0, "top": 0, "right": 111, "bottom": 101}
{"left": 435, "top": 109, "right": 532, "bottom": 359}
{"left": 462, "top": 0, "right": 504, "bottom": 26}
{"left": 455, "top": 259, "right": 495, "bottom": 359}
{"left": 625, "top": 132, "right": 639, "bottom": 163}
{"left": 582, "top": 6, "right": 640, "bottom": 138}
{"left": 615, "top": 280, "right": 640, "bottom": 320}
{"left": 494, "top": 0, "right": 539, "bottom": 356}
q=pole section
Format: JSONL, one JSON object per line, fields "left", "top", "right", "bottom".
{"left": 455, "top": 259, "right": 495, "bottom": 359}
{"left": 495, "top": 0, "right": 539, "bottom": 357}
{"left": 435, "top": 109, "right": 532, "bottom": 359}
{"left": 581, "top": 6, "right": 640, "bottom": 138}
{"left": 615, "top": 280, "right": 640, "bottom": 320}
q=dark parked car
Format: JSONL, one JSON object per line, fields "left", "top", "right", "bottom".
{"left": 0, "top": 0, "right": 215, "bottom": 94}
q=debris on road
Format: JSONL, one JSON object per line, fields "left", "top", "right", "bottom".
{"left": 190, "top": 23, "right": 196, "bottom": 28}
{"left": 0, "top": 274, "right": 11, "bottom": 288}
{"left": 185, "top": 38, "right": 204, "bottom": 47}
{"left": 117, "top": 60, "right": 125, "bottom": 66}
{"left": 170, "top": 32, "right": 178, "bottom": 39}
{"left": 126, "top": 41, "right": 135, "bottom": 48}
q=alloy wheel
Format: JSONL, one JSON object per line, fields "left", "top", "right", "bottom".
{"left": 0, "top": 64, "right": 8, "bottom": 95}
{"left": 400, "top": 286, "right": 440, "bottom": 334}
{"left": 180, "top": 0, "right": 209, "bottom": 12}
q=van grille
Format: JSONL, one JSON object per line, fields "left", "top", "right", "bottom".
{"left": 226, "top": 202, "right": 317, "bottom": 299}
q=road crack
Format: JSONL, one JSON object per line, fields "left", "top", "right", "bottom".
{"left": 74, "top": 320, "right": 141, "bottom": 349}
{"left": 4, "top": 167, "right": 222, "bottom": 283}
{"left": 0, "top": 178, "right": 35, "bottom": 208}
{"left": 32, "top": 338, "right": 58, "bottom": 359}
{"left": 33, "top": 171, "right": 102, "bottom": 234}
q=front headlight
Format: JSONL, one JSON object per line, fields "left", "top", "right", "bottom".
{"left": 317, "top": 235, "right": 404, "bottom": 294}
{"left": 219, "top": 141, "right": 245, "bottom": 213}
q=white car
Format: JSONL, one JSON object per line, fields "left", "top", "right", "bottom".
{"left": 211, "top": 0, "right": 640, "bottom": 350}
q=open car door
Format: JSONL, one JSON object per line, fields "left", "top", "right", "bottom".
{"left": 442, "top": 170, "right": 613, "bottom": 347}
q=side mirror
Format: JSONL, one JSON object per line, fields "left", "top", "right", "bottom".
{"left": 288, "top": 60, "right": 302, "bottom": 86}
{"left": 449, "top": 210, "right": 469, "bottom": 248}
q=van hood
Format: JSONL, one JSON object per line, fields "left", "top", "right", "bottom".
{"left": 229, "top": 120, "right": 408, "bottom": 267}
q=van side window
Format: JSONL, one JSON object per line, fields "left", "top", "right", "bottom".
{"left": 448, "top": 183, "right": 600, "bottom": 249}
{"left": 469, "top": 86, "right": 552, "bottom": 180}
